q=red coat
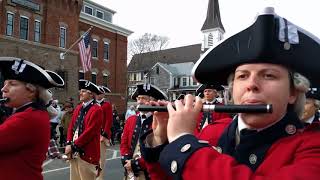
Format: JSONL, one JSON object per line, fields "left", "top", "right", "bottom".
{"left": 100, "top": 101, "right": 113, "bottom": 139}
{"left": 143, "top": 113, "right": 320, "bottom": 180}
{"left": 194, "top": 111, "right": 230, "bottom": 136}
{"left": 120, "top": 115, "right": 152, "bottom": 173}
{"left": 180, "top": 127, "right": 320, "bottom": 180}
{"left": 0, "top": 105, "right": 50, "bottom": 180}
{"left": 67, "top": 103, "right": 103, "bottom": 165}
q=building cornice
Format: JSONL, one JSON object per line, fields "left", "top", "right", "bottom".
{"left": 80, "top": 13, "right": 133, "bottom": 37}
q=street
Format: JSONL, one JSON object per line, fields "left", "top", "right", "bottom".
{"left": 43, "top": 144, "right": 123, "bottom": 180}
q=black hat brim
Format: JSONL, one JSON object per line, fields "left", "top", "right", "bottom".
{"left": 99, "top": 85, "right": 111, "bottom": 93}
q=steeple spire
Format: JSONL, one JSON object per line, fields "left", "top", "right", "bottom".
{"left": 201, "top": 0, "right": 225, "bottom": 32}
{"left": 201, "top": 0, "right": 225, "bottom": 51}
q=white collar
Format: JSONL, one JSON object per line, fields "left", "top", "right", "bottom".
{"left": 237, "top": 113, "right": 285, "bottom": 133}
{"left": 13, "top": 101, "right": 33, "bottom": 113}
{"left": 305, "top": 115, "right": 315, "bottom": 124}
{"left": 96, "top": 98, "right": 104, "bottom": 104}
{"left": 82, "top": 99, "right": 94, "bottom": 108}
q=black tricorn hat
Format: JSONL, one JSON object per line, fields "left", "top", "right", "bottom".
{"left": 306, "top": 88, "right": 320, "bottom": 100}
{"left": 99, "top": 85, "right": 111, "bottom": 94}
{"left": 196, "top": 84, "right": 224, "bottom": 97}
{"left": 192, "top": 7, "right": 320, "bottom": 86}
{"left": 0, "top": 57, "right": 64, "bottom": 88}
{"left": 131, "top": 83, "right": 168, "bottom": 100}
{"left": 79, "top": 79, "right": 101, "bottom": 94}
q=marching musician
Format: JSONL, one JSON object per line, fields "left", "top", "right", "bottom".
{"left": 120, "top": 83, "right": 167, "bottom": 180}
{"left": 194, "top": 84, "right": 230, "bottom": 136}
{"left": 0, "top": 57, "right": 64, "bottom": 180}
{"left": 65, "top": 79, "right": 103, "bottom": 180}
{"left": 300, "top": 87, "right": 320, "bottom": 126}
{"left": 96, "top": 85, "right": 113, "bottom": 180}
{"left": 140, "top": 7, "right": 320, "bottom": 180}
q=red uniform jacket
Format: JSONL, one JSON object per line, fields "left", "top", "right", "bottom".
{"left": 67, "top": 103, "right": 103, "bottom": 165}
{"left": 143, "top": 112, "right": 320, "bottom": 180}
{"left": 100, "top": 101, "right": 113, "bottom": 139}
{"left": 120, "top": 115, "right": 152, "bottom": 174}
{"left": 0, "top": 105, "right": 50, "bottom": 180}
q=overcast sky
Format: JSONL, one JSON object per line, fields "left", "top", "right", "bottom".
{"left": 91, "top": 0, "right": 320, "bottom": 49}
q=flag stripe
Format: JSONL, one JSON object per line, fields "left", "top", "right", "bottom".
{"left": 78, "top": 32, "right": 92, "bottom": 72}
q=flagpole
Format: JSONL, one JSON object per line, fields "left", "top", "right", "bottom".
{"left": 60, "top": 26, "right": 93, "bottom": 60}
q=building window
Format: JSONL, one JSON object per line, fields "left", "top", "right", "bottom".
{"left": 208, "top": 33, "right": 213, "bottom": 47}
{"left": 96, "top": 10, "right": 104, "bottom": 19}
{"left": 79, "top": 71, "right": 84, "bottom": 80}
{"left": 6, "top": 13, "right": 14, "bottom": 36}
{"left": 150, "top": 77, "right": 156, "bottom": 85}
{"left": 92, "top": 39, "right": 98, "bottom": 58}
{"left": 103, "top": 42, "right": 109, "bottom": 61}
{"left": 91, "top": 73, "right": 97, "bottom": 84}
{"left": 105, "top": 12, "right": 112, "bottom": 22}
{"left": 34, "top": 20, "right": 41, "bottom": 42}
{"left": 20, "top": 16, "right": 29, "bottom": 40}
{"left": 182, "top": 77, "right": 187, "bottom": 87}
{"left": 192, "top": 79, "right": 197, "bottom": 86}
{"left": 84, "top": 6, "right": 93, "bottom": 15}
{"left": 103, "top": 74, "right": 108, "bottom": 86}
{"left": 59, "top": 27, "right": 66, "bottom": 48}
{"left": 133, "top": 73, "right": 137, "bottom": 81}
{"left": 156, "top": 66, "right": 159, "bottom": 74}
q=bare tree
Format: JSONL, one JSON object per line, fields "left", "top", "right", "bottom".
{"left": 128, "top": 33, "right": 169, "bottom": 62}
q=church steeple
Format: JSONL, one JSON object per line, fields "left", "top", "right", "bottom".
{"left": 201, "top": 0, "right": 225, "bottom": 51}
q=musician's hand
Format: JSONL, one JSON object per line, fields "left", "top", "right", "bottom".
{"left": 124, "top": 160, "right": 132, "bottom": 171}
{"left": 149, "top": 100, "right": 169, "bottom": 146}
{"left": 167, "top": 94, "right": 202, "bottom": 143}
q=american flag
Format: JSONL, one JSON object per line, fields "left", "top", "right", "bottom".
{"left": 78, "top": 32, "right": 92, "bottom": 72}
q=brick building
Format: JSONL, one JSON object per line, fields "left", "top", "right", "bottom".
{"left": 0, "top": 0, "right": 132, "bottom": 114}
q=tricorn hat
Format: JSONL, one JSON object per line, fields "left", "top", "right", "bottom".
{"left": 195, "top": 84, "right": 224, "bottom": 98}
{"left": 79, "top": 79, "right": 101, "bottom": 95}
{"left": 0, "top": 57, "right": 64, "bottom": 88}
{"left": 99, "top": 85, "right": 111, "bottom": 94}
{"left": 131, "top": 83, "right": 168, "bottom": 100}
{"left": 192, "top": 7, "right": 320, "bottom": 86}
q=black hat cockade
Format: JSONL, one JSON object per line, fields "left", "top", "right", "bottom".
{"left": 192, "top": 7, "right": 320, "bottom": 86}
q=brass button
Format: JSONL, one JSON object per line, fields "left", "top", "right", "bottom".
{"left": 171, "top": 160, "right": 178, "bottom": 173}
{"left": 285, "top": 124, "right": 296, "bottom": 135}
{"left": 180, "top": 144, "right": 191, "bottom": 153}
{"left": 249, "top": 154, "right": 257, "bottom": 164}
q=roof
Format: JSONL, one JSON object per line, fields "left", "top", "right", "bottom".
{"left": 128, "top": 44, "right": 201, "bottom": 72}
{"left": 201, "top": 0, "right": 225, "bottom": 32}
